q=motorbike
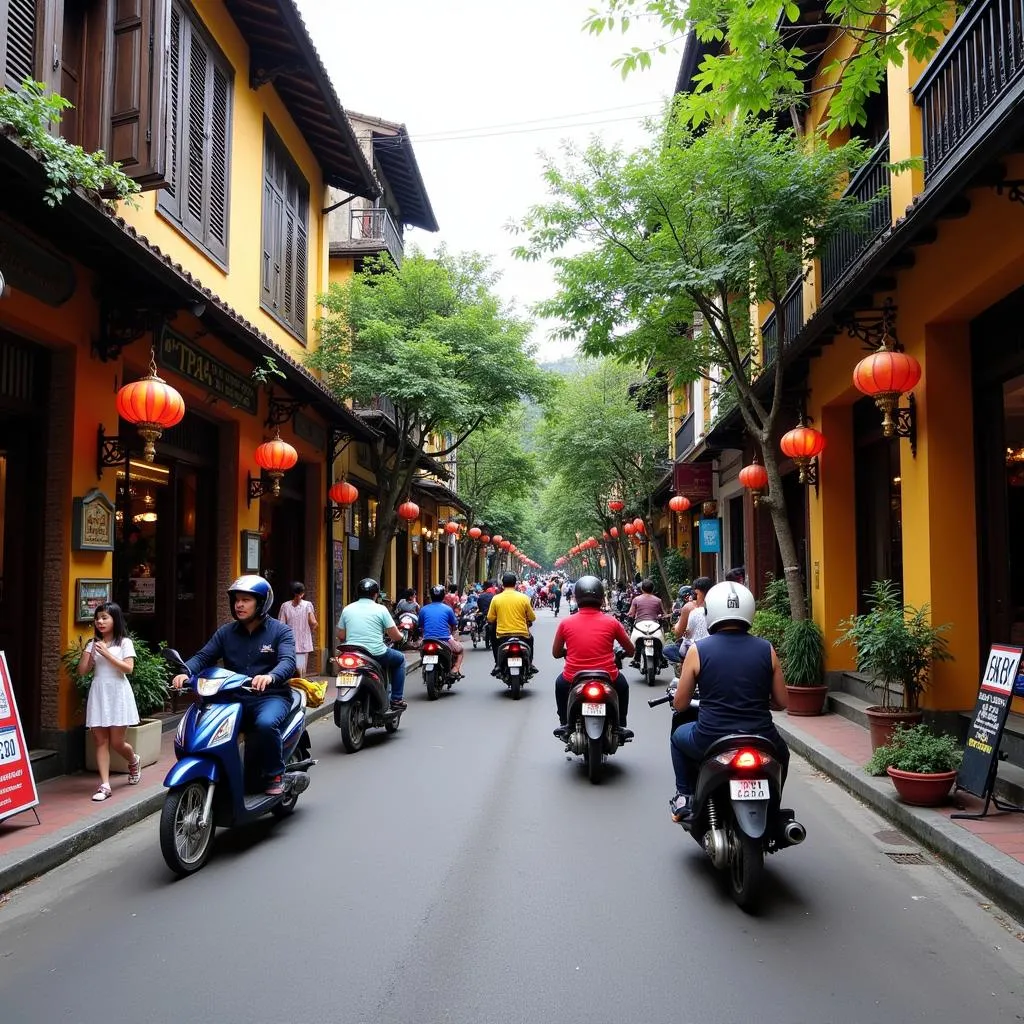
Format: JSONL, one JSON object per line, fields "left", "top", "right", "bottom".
{"left": 421, "top": 638, "right": 458, "bottom": 699}
{"left": 470, "top": 611, "right": 485, "bottom": 648}
{"left": 496, "top": 635, "right": 532, "bottom": 699}
{"left": 559, "top": 670, "right": 631, "bottom": 783}
{"left": 333, "top": 644, "right": 403, "bottom": 752}
{"left": 158, "top": 649, "right": 316, "bottom": 877}
{"left": 649, "top": 689, "right": 806, "bottom": 910}
{"left": 397, "top": 611, "right": 419, "bottom": 648}
{"left": 632, "top": 618, "right": 669, "bottom": 687}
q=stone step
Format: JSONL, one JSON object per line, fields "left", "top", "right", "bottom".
{"left": 28, "top": 748, "right": 63, "bottom": 783}
{"left": 828, "top": 691, "right": 873, "bottom": 729}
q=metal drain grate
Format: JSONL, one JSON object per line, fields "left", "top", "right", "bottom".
{"left": 885, "top": 852, "right": 928, "bottom": 864}
{"left": 875, "top": 828, "right": 914, "bottom": 846}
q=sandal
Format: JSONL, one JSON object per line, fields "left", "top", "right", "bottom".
{"left": 127, "top": 754, "right": 142, "bottom": 785}
{"left": 669, "top": 793, "right": 692, "bottom": 823}
{"left": 91, "top": 784, "right": 112, "bottom": 802}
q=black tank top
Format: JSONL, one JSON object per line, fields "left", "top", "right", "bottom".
{"left": 694, "top": 632, "right": 774, "bottom": 738}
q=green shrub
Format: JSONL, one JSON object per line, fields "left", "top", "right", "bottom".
{"left": 758, "top": 573, "right": 792, "bottom": 616}
{"left": 62, "top": 632, "right": 170, "bottom": 717}
{"left": 783, "top": 617, "right": 825, "bottom": 687}
{"left": 751, "top": 609, "right": 789, "bottom": 666}
{"left": 865, "top": 724, "right": 962, "bottom": 776}
{"left": 654, "top": 548, "right": 691, "bottom": 595}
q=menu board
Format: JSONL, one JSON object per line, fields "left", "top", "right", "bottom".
{"left": 0, "top": 651, "right": 39, "bottom": 823}
{"left": 957, "top": 644, "right": 1023, "bottom": 798}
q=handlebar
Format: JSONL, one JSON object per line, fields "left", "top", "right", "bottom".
{"left": 648, "top": 693, "right": 673, "bottom": 707}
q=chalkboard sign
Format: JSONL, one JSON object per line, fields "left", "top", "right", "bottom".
{"left": 957, "top": 644, "right": 1023, "bottom": 798}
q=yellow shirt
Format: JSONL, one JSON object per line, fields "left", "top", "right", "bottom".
{"left": 487, "top": 588, "right": 536, "bottom": 636}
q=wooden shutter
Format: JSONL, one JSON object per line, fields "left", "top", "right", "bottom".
{"left": 207, "top": 63, "right": 229, "bottom": 253}
{"left": 163, "top": 3, "right": 181, "bottom": 204}
{"left": 2, "top": 0, "right": 38, "bottom": 91}
{"left": 282, "top": 207, "right": 295, "bottom": 324}
{"left": 108, "top": 0, "right": 169, "bottom": 189}
{"left": 182, "top": 29, "right": 208, "bottom": 237}
{"left": 294, "top": 219, "right": 308, "bottom": 334}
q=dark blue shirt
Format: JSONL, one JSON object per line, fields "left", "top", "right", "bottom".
{"left": 187, "top": 617, "right": 297, "bottom": 689}
{"left": 476, "top": 592, "right": 494, "bottom": 618}
{"left": 418, "top": 602, "right": 458, "bottom": 641}
{"left": 694, "top": 632, "right": 775, "bottom": 740}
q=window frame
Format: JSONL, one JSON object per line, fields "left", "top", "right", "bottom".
{"left": 156, "top": 0, "right": 233, "bottom": 269}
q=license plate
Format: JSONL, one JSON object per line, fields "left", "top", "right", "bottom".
{"left": 509, "top": 667, "right": 520, "bottom": 675}
{"left": 729, "top": 779, "right": 769, "bottom": 801}
{"left": 335, "top": 673, "right": 358, "bottom": 688}
{"left": 582, "top": 702, "right": 606, "bottom": 716}
{"left": 423, "top": 655, "right": 439, "bottom": 665}
{"left": 507, "top": 658, "right": 522, "bottom": 667}
{"left": 645, "top": 641, "right": 655, "bottom": 650}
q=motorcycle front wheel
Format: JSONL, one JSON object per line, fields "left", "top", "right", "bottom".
{"left": 160, "top": 781, "right": 214, "bottom": 876}
{"left": 586, "top": 735, "right": 604, "bottom": 784}
{"left": 729, "top": 827, "right": 764, "bottom": 911}
{"left": 340, "top": 699, "right": 367, "bottom": 752}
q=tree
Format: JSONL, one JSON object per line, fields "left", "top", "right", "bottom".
{"left": 584, "top": 0, "right": 955, "bottom": 131}
{"left": 311, "top": 251, "right": 550, "bottom": 580}
{"left": 515, "top": 114, "right": 870, "bottom": 618}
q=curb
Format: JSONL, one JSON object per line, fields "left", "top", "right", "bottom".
{"left": 0, "top": 701, "right": 338, "bottom": 896}
{"left": 775, "top": 715, "right": 1024, "bottom": 923}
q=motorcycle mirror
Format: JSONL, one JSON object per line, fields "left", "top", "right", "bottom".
{"left": 161, "top": 647, "right": 189, "bottom": 674}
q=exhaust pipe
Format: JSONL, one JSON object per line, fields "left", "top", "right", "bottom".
{"left": 782, "top": 820, "right": 806, "bottom": 846}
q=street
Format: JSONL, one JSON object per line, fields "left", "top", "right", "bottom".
{"left": 1, "top": 611, "right": 1023, "bottom": 1024}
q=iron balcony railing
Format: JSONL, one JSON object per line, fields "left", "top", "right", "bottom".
{"left": 348, "top": 207, "right": 404, "bottom": 265}
{"left": 759, "top": 276, "right": 805, "bottom": 369}
{"left": 820, "top": 133, "right": 891, "bottom": 297}
{"left": 914, "top": 0, "right": 1024, "bottom": 184}
{"left": 353, "top": 395, "right": 397, "bottom": 423}
{"left": 674, "top": 412, "right": 695, "bottom": 458}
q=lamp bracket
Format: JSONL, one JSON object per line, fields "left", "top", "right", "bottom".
{"left": 93, "top": 298, "right": 171, "bottom": 363}
{"left": 805, "top": 458, "right": 819, "bottom": 495}
{"left": 330, "top": 429, "right": 354, "bottom": 466}
{"left": 97, "top": 424, "right": 129, "bottom": 478}
{"left": 895, "top": 392, "right": 918, "bottom": 457}
{"left": 836, "top": 299, "right": 899, "bottom": 352}
{"left": 265, "top": 392, "right": 306, "bottom": 428}
{"left": 325, "top": 505, "right": 344, "bottom": 523}
{"left": 995, "top": 179, "right": 1024, "bottom": 206}
{"left": 247, "top": 472, "right": 267, "bottom": 508}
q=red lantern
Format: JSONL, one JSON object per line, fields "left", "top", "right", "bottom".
{"left": 632, "top": 518, "right": 646, "bottom": 534}
{"left": 853, "top": 348, "right": 922, "bottom": 437}
{"left": 501, "top": 540, "right": 511, "bottom": 550}
{"left": 398, "top": 500, "right": 420, "bottom": 522}
{"left": 602, "top": 530, "right": 610, "bottom": 541}
{"left": 254, "top": 427, "right": 299, "bottom": 497}
{"left": 468, "top": 526, "right": 482, "bottom": 540}
{"left": 329, "top": 480, "right": 359, "bottom": 506}
{"left": 116, "top": 354, "right": 186, "bottom": 462}
{"left": 623, "top": 522, "right": 635, "bottom": 536}
{"left": 780, "top": 424, "right": 826, "bottom": 484}
{"left": 481, "top": 534, "right": 490, "bottom": 544}
{"left": 668, "top": 495, "right": 691, "bottom": 514}
{"left": 445, "top": 521, "right": 460, "bottom": 535}
{"left": 492, "top": 535, "right": 503, "bottom": 544}
{"left": 608, "top": 498, "right": 625, "bottom": 514}
{"left": 738, "top": 462, "right": 769, "bottom": 504}
{"left": 610, "top": 526, "right": 618, "bottom": 538}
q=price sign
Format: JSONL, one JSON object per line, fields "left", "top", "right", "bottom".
{"left": 0, "top": 651, "right": 39, "bottom": 823}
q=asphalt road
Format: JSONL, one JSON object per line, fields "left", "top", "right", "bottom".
{"left": 2, "top": 610, "right": 1024, "bottom": 1024}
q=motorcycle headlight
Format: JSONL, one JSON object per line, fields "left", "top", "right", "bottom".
{"left": 197, "top": 676, "right": 223, "bottom": 697}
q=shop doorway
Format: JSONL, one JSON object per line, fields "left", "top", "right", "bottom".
{"left": 728, "top": 494, "right": 745, "bottom": 574}
{"left": 260, "top": 473, "right": 307, "bottom": 618}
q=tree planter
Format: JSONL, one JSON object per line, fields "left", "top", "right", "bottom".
{"left": 886, "top": 767, "right": 957, "bottom": 807}
{"left": 866, "top": 707, "right": 923, "bottom": 751}
{"left": 85, "top": 718, "right": 162, "bottom": 773}
{"left": 786, "top": 685, "right": 829, "bottom": 716}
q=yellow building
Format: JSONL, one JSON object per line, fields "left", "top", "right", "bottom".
{"left": 0, "top": 0, "right": 382, "bottom": 773}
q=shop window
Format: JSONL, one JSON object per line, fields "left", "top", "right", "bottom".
{"left": 2, "top": 0, "right": 38, "bottom": 91}
{"left": 157, "top": 1, "right": 232, "bottom": 266}
{"left": 261, "top": 123, "right": 309, "bottom": 341}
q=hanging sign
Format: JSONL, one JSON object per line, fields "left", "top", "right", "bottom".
{"left": 957, "top": 644, "right": 1023, "bottom": 798}
{"left": 699, "top": 518, "right": 722, "bottom": 554}
{"left": 157, "top": 324, "right": 258, "bottom": 414}
{"left": 0, "top": 651, "right": 40, "bottom": 823}
{"left": 673, "top": 462, "right": 714, "bottom": 501}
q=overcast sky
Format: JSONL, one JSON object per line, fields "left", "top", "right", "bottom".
{"left": 295, "top": 0, "right": 680, "bottom": 362}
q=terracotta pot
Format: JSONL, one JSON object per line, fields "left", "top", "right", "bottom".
{"left": 886, "top": 767, "right": 957, "bottom": 807}
{"left": 85, "top": 718, "right": 162, "bottom": 772}
{"left": 865, "top": 706, "right": 923, "bottom": 751}
{"left": 786, "top": 684, "right": 829, "bottom": 717}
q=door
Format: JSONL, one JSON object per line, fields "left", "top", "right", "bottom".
{"left": 261, "top": 491, "right": 305, "bottom": 618}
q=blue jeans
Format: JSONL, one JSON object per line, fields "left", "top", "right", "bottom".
{"left": 663, "top": 642, "right": 688, "bottom": 664}
{"left": 235, "top": 691, "right": 291, "bottom": 781}
{"left": 671, "top": 721, "right": 789, "bottom": 795}
{"left": 379, "top": 646, "right": 406, "bottom": 701}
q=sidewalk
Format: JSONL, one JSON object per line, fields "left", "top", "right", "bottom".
{"left": 775, "top": 710, "right": 1024, "bottom": 922}
{"left": 0, "top": 654, "right": 421, "bottom": 895}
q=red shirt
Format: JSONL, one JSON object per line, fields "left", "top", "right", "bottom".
{"left": 554, "top": 608, "right": 631, "bottom": 682}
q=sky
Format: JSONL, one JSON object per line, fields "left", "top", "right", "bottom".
{"left": 295, "top": 0, "right": 681, "bottom": 362}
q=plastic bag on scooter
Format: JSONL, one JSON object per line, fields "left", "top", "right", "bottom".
{"left": 290, "top": 677, "right": 327, "bottom": 708}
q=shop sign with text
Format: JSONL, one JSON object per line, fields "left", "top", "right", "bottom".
{"left": 157, "top": 325, "right": 257, "bottom": 414}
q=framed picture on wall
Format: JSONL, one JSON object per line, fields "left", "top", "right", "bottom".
{"left": 75, "top": 579, "right": 112, "bottom": 623}
{"left": 241, "top": 530, "right": 262, "bottom": 574}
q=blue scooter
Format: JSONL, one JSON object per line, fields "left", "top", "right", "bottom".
{"left": 159, "top": 649, "right": 316, "bottom": 876}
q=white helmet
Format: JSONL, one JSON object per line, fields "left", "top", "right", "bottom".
{"left": 704, "top": 581, "right": 756, "bottom": 634}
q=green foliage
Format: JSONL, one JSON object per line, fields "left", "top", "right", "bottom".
{"left": 782, "top": 617, "right": 825, "bottom": 687}
{"left": 62, "top": 632, "right": 170, "bottom": 717}
{"left": 865, "top": 724, "right": 963, "bottom": 777}
{"left": 655, "top": 548, "right": 691, "bottom": 592}
{"left": 0, "top": 80, "right": 141, "bottom": 206}
{"left": 583, "top": 1, "right": 956, "bottom": 132}
{"left": 834, "top": 580, "right": 953, "bottom": 711}
{"left": 751, "top": 610, "right": 789, "bottom": 665}
{"left": 758, "top": 573, "right": 792, "bottom": 617}
{"left": 251, "top": 356, "right": 286, "bottom": 386}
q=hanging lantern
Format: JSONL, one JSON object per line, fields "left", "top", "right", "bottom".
{"left": 468, "top": 526, "right": 482, "bottom": 540}
{"left": 329, "top": 480, "right": 359, "bottom": 506}
{"left": 780, "top": 424, "right": 826, "bottom": 484}
{"left": 492, "top": 534, "right": 503, "bottom": 544}
{"left": 633, "top": 518, "right": 646, "bottom": 534}
{"left": 853, "top": 348, "right": 922, "bottom": 437}
{"left": 481, "top": 534, "right": 491, "bottom": 544}
{"left": 254, "top": 427, "right": 299, "bottom": 497}
{"left": 116, "top": 351, "right": 186, "bottom": 462}
{"left": 607, "top": 498, "right": 625, "bottom": 514}
{"left": 602, "top": 530, "right": 610, "bottom": 541}
{"left": 668, "top": 495, "right": 691, "bottom": 514}
{"left": 445, "top": 521, "right": 461, "bottom": 535}
{"left": 610, "top": 526, "right": 619, "bottom": 538}
{"left": 738, "top": 461, "right": 769, "bottom": 505}
{"left": 623, "top": 522, "right": 635, "bottom": 536}
{"left": 398, "top": 500, "right": 420, "bottom": 522}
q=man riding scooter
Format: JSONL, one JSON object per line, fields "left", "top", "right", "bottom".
{"left": 337, "top": 577, "right": 407, "bottom": 711}
{"left": 626, "top": 578, "right": 669, "bottom": 669}
{"left": 419, "top": 584, "right": 465, "bottom": 679}
{"left": 171, "top": 575, "right": 296, "bottom": 796}
{"left": 488, "top": 571, "right": 538, "bottom": 677}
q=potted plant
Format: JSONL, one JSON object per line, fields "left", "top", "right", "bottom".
{"left": 62, "top": 632, "right": 170, "bottom": 772}
{"left": 751, "top": 573, "right": 791, "bottom": 660}
{"left": 834, "top": 580, "right": 953, "bottom": 750}
{"left": 782, "top": 617, "right": 828, "bottom": 716}
{"left": 865, "top": 723, "right": 962, "bottom": 806}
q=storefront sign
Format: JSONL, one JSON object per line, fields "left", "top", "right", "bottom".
{"left": 673, "top": 462, "right": 714, "bottom": 502}
{"left": 72, "top": 489, "right": 116, "bottom": 551}
{"left": 699, "top": 518, "right": 722, "bottom": 554}
{"left": 0, "top": 218, "right": 76, "bottom": 307}
{"left": 128, "top": 577, "right": 157, "bottom": 614}
{"left": 75, "top": 579, "right": 113, "bottom": 622}
{"left": 157, "top": 325, "right": 257, "bottom": 414}
{"left": 0, "top": 651, "right": 40, "bottom": 823}
{"left": 293, "top": 412, "right": 326, "bottom": 451}
{"left": 957, "top": 644, "right": 1023, "bottom": 798}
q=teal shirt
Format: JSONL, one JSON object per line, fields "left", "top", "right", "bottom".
{"left": 338, "top": 598, "right": 395, "bottom": 656}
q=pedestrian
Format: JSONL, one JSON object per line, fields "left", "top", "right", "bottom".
{"left": 76, "top": 602, "right": 140, "bottom": 801}
{"left": 725, "top": 565, "right": 747, "bottom": 586}
{"left": 278, "top": 581, "right": 318, "bottom": 676}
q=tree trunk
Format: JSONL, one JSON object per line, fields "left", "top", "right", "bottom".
{"left": 367, "top": 509, "right": 397, "bottom": 585}
{"left": 645, "top": 521, "right": 670, "bottom": 602}
{"left": 760, "top": 443, "right": 808, "bottom": 620}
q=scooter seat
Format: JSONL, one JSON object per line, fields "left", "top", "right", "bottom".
{"left": 571, "top": 670, "right": 614, "bottom": 685}
{"left": 702, "top": 733, "right": 781, "bottom": 759}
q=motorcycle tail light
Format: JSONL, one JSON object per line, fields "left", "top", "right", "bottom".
{"left": 507, "top": 644, "right": 523, "bottom": 653}
{"left": 340, "top": 654, "right": 362, "bottom": 669}
{"left": 717, "top": 748, "right": 773, "bottom": 768}
{"left": 424, "top": 642, "right": 440, "bottom": 652}
{"left": 583, "top": 683, "right": 606, "bottom": 701}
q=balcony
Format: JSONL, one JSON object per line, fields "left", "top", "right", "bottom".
{"left": 915, "top": 0, "right": 1024, "bottom": 186}
{"left": 674, "top": 412, "right": 695, "bottom": 459}
{"left": 820, "top": 134, "right": 891, "bottom": 297}
{"left": 334, "top": 207, "right": 404, "bottom": 266}
{"left": 759, "top": 276, "right": 805, "bottom": 368}
{"left": 352, "top": 395, "right": 397, "bottom": 423}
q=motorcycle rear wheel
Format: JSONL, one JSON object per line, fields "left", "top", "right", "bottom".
{"left": 425, "top": 668, "right": 439, "bottom": 701}
{"left": 340, "top": 700, "right": 366, "bottom": 753}
{"left": 510, "top": 673, "right": 522, "bottom": 700}
{"left": 160, "top": 781, "right": 214, "bottom": 876}
{"left": 586, "top": 735, "right": 604, "bottom": 784}
{"left": 729, "top": 828, "right": 764, "bottom": 910}
{"left": 646, "top": 661, "right": 658, "bottom": 687}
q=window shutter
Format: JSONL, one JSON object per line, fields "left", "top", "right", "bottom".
{"left": 2, "top": 0, "right": 37, "bottom": 91}
{"left": 108, "top": 0, "right": 169, "bottom": 189}
{"left": 282, "top": 208, "right": 295, "bottom": 324}
{"left": 207, "top": 64, "right": 229, "bottom": 256}
{"left": 294, "top": 220, "right": 308, "bottom": 334}
{"left": 262, "top": 178, "right": 275, "bottom": 304}
{"left": 163, "top": 4, "right": 181, "bottom": 205}
{"left": 182, "top": 30, "right": 208, "bottom": 237}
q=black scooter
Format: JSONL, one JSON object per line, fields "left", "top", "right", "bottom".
{"left": 559, "top": 670, "right": 631, "bottom": 783}
{"left": 333, "top": 645, "right": 403, "bottom": 752}
{"left": 650, "top": 690, "right": 806, "bottom": 910}
{"left": 496, "top": 635, "right": 532, "bottom": 699}
{"left": 421, "top": 639, "right": 457, "bottom": 700}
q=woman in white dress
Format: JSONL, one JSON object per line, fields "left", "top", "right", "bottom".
{"left": 77, "top": 602, "right": 140, "bottom": 801}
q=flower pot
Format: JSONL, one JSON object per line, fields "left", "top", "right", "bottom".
{"left": 85, "top": 718, "right": 162, "bottom": 773}
{"left": 865, "top": 706, "right": 923, "bottom": 751}
{"left": 786, "top": 684, "right": 829, "bottom": 717}
{"left": 886, "top": 767, "right": 957, "bottom": 807}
